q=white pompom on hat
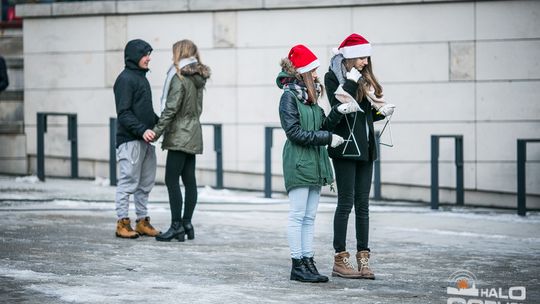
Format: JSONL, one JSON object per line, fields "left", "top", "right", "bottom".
{"left": 288, "top": 44, "right": 320, "bottom": 74}
{"left": 336, "top": 33, "right": 372, "bottom": 59}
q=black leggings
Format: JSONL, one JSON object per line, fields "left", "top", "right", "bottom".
{"left": 332, "top": 158, "right": 373, "bottom": 253}
{"left": 164, "top": 150, "right": 197, "bottom": 223}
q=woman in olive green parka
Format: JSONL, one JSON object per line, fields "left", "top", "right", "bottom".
{"left": 153, "top": 40, "right": 210, "bottom": 242}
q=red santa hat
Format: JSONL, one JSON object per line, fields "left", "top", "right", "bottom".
{"left": 337, "top": 33, "right": 372, "bottom": 59}
{"left": 288, "top": 44, "right": 320, "bottom": 74}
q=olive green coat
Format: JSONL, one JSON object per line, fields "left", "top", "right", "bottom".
{"left": 153, "top": 73, "right": 206, "bottom": 154}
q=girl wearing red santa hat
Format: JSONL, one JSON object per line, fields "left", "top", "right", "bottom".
{"left": 276, "top": 44, "right": 357, "bottom": 283}
{"left": 325, "top": 33, "right": 396, "bottom": 280}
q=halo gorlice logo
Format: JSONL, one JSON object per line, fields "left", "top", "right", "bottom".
{"left": 446, "top": 270, "right": 527, "bottom": 304}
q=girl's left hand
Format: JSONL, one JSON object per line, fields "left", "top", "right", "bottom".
{"left": 378, "top": 104, "right": 396, "bottom": 116}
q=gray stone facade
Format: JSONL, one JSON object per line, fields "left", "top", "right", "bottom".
{"left": 7, "top": 0, "right": 540, "bottom": 208}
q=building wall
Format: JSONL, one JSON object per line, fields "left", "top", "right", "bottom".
{"left": 15, "top": 0, "right": 540, "bottom": 208}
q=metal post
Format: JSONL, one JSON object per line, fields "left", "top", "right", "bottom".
{"left": 36, "top": 112, "right": 78, "bottom": 181}
{"left": 214, "top": 124, "right": 223, "bottom": 189}
{"left": 517, "top": 139, "right": 526, "bottom": 216}
{"left": 264, "top": 127, "right": 274, "bottom": 198}
{"left": 68, "top": 114, "right": 78, "bottom": 178}
{"left": 373, "top": 130, "right": 381, "bottom": 200}
{"left": 430, "top": 135, "right": 439, "bottom": 210}
{"left": 455, "top": 136, "right": 464, "bottom": 206}
{"left": 37, "top": 113, "right": 46, "bottom": 181}
{"left": 109, "top": 118, "right": 117, "bottom": 186}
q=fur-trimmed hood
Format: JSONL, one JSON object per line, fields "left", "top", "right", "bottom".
{"left": 180, "top": 62, "right": 211, "bottom": 79}
{"left": 178, "top": 62, "right": 211, "bottom": 89}
{"left": 276, "top": 58, "right": 301, "bottom": 89}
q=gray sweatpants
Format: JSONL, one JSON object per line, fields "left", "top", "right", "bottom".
{"left": 115, "top": 140, "right": 156, "bottom": 219}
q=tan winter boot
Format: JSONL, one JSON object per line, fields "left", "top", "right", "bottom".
{"left": 115, "top": 218, "right": 139, "bottom": 239}
{"left": 135, "top": 216, "right": 160, "bottom": 237}
{"left": 332, "top": 251, "right": 363, "bottom": 279}
{"left": 356, "top": 250, "right": 375, "bottom": 279}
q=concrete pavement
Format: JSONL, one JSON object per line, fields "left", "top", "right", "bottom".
{"left": 1, "top": 175, "right": 539, "bottom": 303}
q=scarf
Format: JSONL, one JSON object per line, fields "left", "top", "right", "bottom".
{"left": 329, "top": 53, "right": 385, "bottom": 110}
{"left": 160, "top": 64, "right": 177, "bottom": 114}
{"left": 330, "top": 53, "right": 347, "bottom": 85}
{"left": 178, "top": 56, "right": 198, "bottom": 69}
{"left": 160, "top": 57, "right": 200, "bottom": 114}
{"left": 282, "top": 79, "right": 322, "bottom": 105}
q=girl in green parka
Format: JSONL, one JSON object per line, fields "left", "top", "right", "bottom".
{"left": 152, "top": 39, "right": 211, "bottom": 242}
{"left": 277, "top": 44, "right": 361, "bottom": 283}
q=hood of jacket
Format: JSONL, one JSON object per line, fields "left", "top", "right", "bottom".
{"left": 276, "top": 57, "right": 301, "bottom": 89}
{"left": 276, "top": 70, "right": 296, "bottom": 90}
{"left": 180, "top": 62, "right": 210, "bottom": 89}
{"left": 124, "top": 39, "right": 153, "bottom": 71}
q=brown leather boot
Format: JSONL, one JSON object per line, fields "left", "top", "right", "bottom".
{"left": 135, "top": 216, "right": 160, "bottom": 237}
{"left": 356, "top": 250, "right": 375, "bottom": 279}
{"left": 332, "top": 251, "right": 362, "bottom": 279}
{"left": 115, "top": 218, "right": 139, "bottom": 239}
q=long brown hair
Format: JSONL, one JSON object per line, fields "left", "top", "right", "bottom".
{"left": 172, "top": 39, "right": 211, "bottom": 78}
{"left": 280, "top": 58, "right": 324, "bottom": 103}
{"left": 344, "top": 57, "right": 382, "bottom": 101}
{"left": 301, "top": 71, "right": 324, "bottom": 103}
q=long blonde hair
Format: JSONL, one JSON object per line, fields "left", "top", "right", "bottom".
{"left": 172, "top": 39, "right": 210, "bottom": 78}
{"left": 344, "top": 57, "right": 382, "bottom": 101}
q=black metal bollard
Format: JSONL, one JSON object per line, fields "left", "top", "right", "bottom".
{"left": 264, "top": 126, "right": 280, "bottom": 198}
{"left": 202, "top": 123, "right": 223, "bottom": 189}
{"left": 431, "top": 135, "right": 464, "bottom": 210}
{"left": 36, "top": 112, "right": 78, "bottom": 181}
{"left": 517, "top": 139, "right": 540, "bottom": 216}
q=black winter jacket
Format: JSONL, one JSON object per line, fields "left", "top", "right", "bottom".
{"left": 0, "top": 56, "right": 8, "bottom": 92}
{"left": 113, "top": 39, "right": 159, "bottom": 147}
{"left": 279, "top": 92, "right": 343, "bottom": 147}
{"left": 324, "top": 70, "right": 385, "bottom": 161}
{"left": 279, "top": 93, "right": 342, "bottom": 146}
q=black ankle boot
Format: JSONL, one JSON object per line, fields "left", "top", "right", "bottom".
{"left": 302, "top": 257, "right": 329, "bottom": 282}
{"left": 155, "top": 221, "right": 185, "bottom": 242}
{"left": 290, "top": 258, "right": 321, "bottom": 283}
{"left": 183, "top": 222, "right": 195, "bottom": 240}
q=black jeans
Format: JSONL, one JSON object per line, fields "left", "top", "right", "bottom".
{"left": 332, "top": 158, "right": 373, "bottom": 253}
{"left": 164, "top": 150, "right": 197, "bottom": 223}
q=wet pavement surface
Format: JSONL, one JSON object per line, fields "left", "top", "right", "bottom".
{"left": 1, "top": 176, "right": 539, "bottom": 303}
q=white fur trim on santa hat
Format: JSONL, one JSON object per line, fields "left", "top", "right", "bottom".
{"left": 340, "top": 43, "right": 372, "bottom": 59}
{"left": 296, "top": 59, "right": 320, "bottom": 74}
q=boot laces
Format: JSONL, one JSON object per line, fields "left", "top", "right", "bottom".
{"left": 144, "top": 221, "right": 155, "bottom": 230}
{"left": 125, "top": 223, "right": 135, "bottom": 232}
{"left": 360, "top": 257, "right": 370, "bottom": 268}
{"left": 139, "top": 218, "right": 155, "bottom": 230}
{"left": 342, "top": 257, "right": 355, "bottom": 269}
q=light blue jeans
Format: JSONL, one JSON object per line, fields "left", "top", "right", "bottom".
{"left": 287, "top": 186, "right": 321, "bottom": 259}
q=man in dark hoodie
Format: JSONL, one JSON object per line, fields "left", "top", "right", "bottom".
{"left": 113, "top": 39, "right": 160, "bottom": 239}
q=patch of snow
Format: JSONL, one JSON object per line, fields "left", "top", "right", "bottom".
{"left": 387, "top": 227, "right": 540, "bottom": 243}
{"left": 197, "top": 185, "right": 289, "bottom": 204}
{"left": 14, "top": 175, "right": 40, "bottom": 184}
{"left": 0, "top": 266, "right": 58, "bottom": 281}
{"left": 93, "top": 176, "right": 110, "bottom": 187}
